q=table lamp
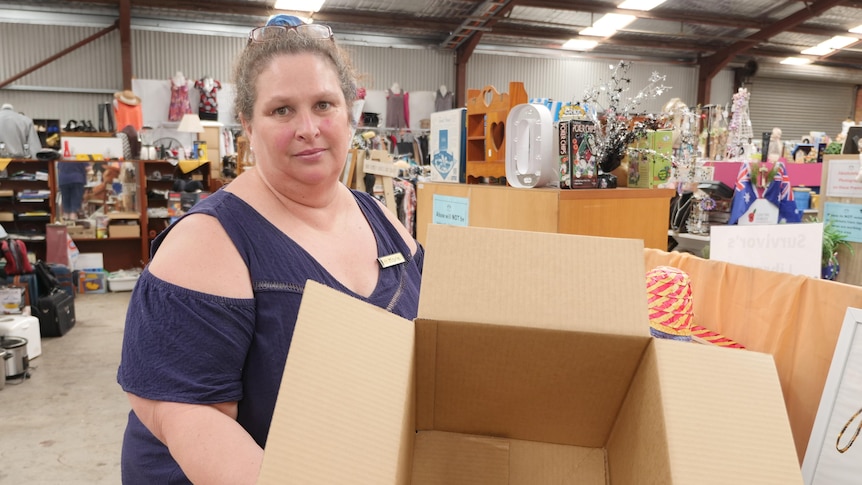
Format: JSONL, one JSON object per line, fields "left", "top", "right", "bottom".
{"left": 177, "top": 113, "right": 208, "bottom": 173}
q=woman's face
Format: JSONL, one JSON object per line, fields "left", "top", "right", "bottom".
{"left": 244, "top": 52, "right": 351, "bottom": 188}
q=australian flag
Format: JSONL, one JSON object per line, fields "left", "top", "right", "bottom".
{"left": 728, "top": 162, "right": 757, "bottom": 224}
{"left": 762, "top": 161, "right": 802, "bottom": 223}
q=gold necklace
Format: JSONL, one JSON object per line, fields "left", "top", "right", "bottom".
{"left": 836, "top": 406, "right": 862, "bottom": 453}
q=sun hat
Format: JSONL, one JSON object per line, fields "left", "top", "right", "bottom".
{"left": 645, "top": 265, "right": 694, "bottom": 341}
{"left": 114, "top": 90, "right": 141, "bottom": 106}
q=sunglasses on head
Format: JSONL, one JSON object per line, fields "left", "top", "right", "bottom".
{"left": 247, "top": 24, "right": 333, "bottom": 44}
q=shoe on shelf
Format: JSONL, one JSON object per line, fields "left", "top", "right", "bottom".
{"left": 63, "top": 120, "right": 78, "bottom": 132}
{"left": 83, "top": 120, "right": 96, "bottom": 132}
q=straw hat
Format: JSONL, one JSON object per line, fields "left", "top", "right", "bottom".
{"left": 114, "top": 90, "right": 141, "bottom": 106}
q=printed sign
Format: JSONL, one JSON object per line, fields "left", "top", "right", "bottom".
{"left": 826, "top": 159, "right": 862, "bottom": 198}
{"left": 432, "top": 194, "right": 469, "bottom": 227}
{"left": 709, "top": 223, "right": 822, "bottom": 278}
{"left": 824, "top": 202, "right": 862, "bottom": 243}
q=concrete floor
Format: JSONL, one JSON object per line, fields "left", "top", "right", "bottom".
{"left": 0, "top": 291, "right": 132, "bottom": 484}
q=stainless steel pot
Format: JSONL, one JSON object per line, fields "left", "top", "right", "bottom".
{"left": 1, "top": 336, "right": 28, "bottom": 379}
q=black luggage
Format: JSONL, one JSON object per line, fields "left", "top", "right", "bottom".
{"left": 34, "top": 290, "right": 76, "bottom": 337}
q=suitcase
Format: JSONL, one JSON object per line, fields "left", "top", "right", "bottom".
{"left": 47, "top": 263, "right": 75, "bottom": 299}
{"left": 34, "top": 290, "right": 76, "bottom": 337}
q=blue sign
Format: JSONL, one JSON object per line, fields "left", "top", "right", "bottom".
{"left": 824, "top": 202, "right": 862, "bottom": 243}
{"left": 432, "top": 194, "right": 469, "bottom": 227}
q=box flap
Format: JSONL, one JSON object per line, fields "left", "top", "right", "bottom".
{"left": 420, "top": 225, "right": 648, "bottom": 336}
{"left": 259, "top": 281, "right": 416, "bottom": 485}
{"left": 653, "top": 340, "right": 803, "bottom": 484}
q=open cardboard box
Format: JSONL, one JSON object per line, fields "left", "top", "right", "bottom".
{"left": 259, "top": 225, "right": 802, "bottom": 484}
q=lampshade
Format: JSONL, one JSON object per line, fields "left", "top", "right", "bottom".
{"left": 177, "top": 113, "right": 204, "bottom": 133}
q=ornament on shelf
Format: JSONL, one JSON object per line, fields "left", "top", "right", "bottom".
{"left": 580, "top": 61, "right": 670, "bottom": 174}
{"left": 725, "top": 88, "right": 753, "bottom": 161}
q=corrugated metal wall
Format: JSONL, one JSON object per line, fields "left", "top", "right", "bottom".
{"left": 0, "top": 21, "right": 751, "bottom": 130}
{"left": 466, "top": 53, "right": 699, "bottom": 114}
{"left": 343, "top": 46, "right": 455, "bottom": 91}
{"left": 748, "top": 76, "right": 855, "bottom": 141}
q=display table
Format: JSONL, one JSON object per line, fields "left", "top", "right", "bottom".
{"left": 416, "top": 182, "right": 674, "bottom": 249}
{"left": 644, "top": 248, "right": 862, "bottom": 463}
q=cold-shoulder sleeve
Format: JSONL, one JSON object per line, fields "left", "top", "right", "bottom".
{"left": 118, "top": 270, "right": 256, "bottom": 404}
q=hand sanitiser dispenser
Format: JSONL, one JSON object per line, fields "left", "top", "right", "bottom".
{"left": 505, "top": 103, "right": 557, "bottom": 188}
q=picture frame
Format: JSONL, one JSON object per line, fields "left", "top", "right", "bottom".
{"left": 840, "top": 126, "right": 862, "bottom": 155}
{"left": 341, "top": 149, "right": 355, "bottom": 187}
{"left": 802, "top": 306, "right": 862, "bottom": 484}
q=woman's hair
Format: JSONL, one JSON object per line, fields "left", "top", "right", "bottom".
{"left": 232, "top": 27, "right": 358, "bottom": 125}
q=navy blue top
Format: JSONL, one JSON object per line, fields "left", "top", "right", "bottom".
{"left": 117, "top": 188, "right": 423, "bottom": 484}
{"left": 57, "top": 161, "right": 88, "bottom": 185}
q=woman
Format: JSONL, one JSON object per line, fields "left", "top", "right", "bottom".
{"left": 117, "top": 17, "right": 423, "bottom": 484}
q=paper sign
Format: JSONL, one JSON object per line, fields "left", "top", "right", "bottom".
{"left": 432, "top": 194, "right": 469, "bottom": 226}
{"left": 709, "top": 223, "right": 823, "bottom": 278}
{"left": 826, "top": 159, "right": 862, "bottom": 198}
{"left": 824, "top": 202, "right": 862, "bottom": 243}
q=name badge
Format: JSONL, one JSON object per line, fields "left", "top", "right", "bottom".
{"left": 377, "top": 252, "right": 406, "bottom": 268}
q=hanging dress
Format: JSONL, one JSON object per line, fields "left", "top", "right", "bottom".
{"left": 195, "top": 78, "right": 222, "bottom": 121}
{"left": 168, "top": 77, "right": 192, "bottom": 122}
{"left": 386, "top": 89, "right": 409, "bottom": 129}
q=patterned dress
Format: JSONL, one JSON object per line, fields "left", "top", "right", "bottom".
{"left": 168, "top": 77, "right": 192, "bottom": 122}
{"left": 194, "top": 78, "right": 222, "bottom": 121}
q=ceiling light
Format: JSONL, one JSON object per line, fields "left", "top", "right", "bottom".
{"left": 617, "top": 0, "right": 667, "bottom": 11}
{"left": 850, "top": 25, "right": 862, "bottom": 34}
{"left": 823, "top": 35, "right": 857, "bottom": 49}
{"left": 562, "top": 39, "right": 599, "bottom": 51}
{"left": 801, "top": 45, "right": 833, "bottom": 56}
{"left": 781, "top": 57, "right": 812, "bottom": 65}
{"left": 579, "top": 13, "right": 636, "bottom": 37}
{"left": 273, "top": 0, "right": 325, "bottom": 12}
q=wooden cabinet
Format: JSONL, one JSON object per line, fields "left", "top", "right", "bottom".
{"left": 416, "top": 182, "right": 674, "bottom": 250}
{"left": 0, "top": 159, "right": 55, "bottom": 260}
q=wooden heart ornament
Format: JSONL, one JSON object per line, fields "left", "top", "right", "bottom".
{"left": 490, "top": 121, "right": 505, "bottom": 151}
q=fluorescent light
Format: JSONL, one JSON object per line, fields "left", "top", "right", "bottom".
{"left": 824, "top": 35, "right": 857, "bottom": 49}
{"left": 850, "top": 25, "right": 862, "bottom": 34}
{"left": 800, "top": 36, "right": 858, "bottom": 56}
{"left": 579, "top": 13, "right": 636, "bottom": 37}
{"left": 801, "top": 45, "right": 833, "bottom": 56}
{"left": 562, "top": 39, "right": 599, "bottom": 51}
{"left": 618, "top": 0, "right": 667, "bottom": 11}
{"left": 273, "top": 0, "right": 325, "bottom": 12}
{"left": 781, "top": 57, "right": 812, "bottom": 65}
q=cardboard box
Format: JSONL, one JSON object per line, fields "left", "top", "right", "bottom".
{"left": 108, "top": 223, "right": 140, "bottom": 238}
{"left": 628, "top": 130, "right": 674, "bottom": 188}
{"left": 66, "top": 224, "right": 96, "bottom": 239}
{"left": 259, "top": 225, "right": 803, "bottom": 485}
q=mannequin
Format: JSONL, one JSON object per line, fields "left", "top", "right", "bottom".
{"left": 435, "top": 84, "right": 454, "bottom": 112}
{"left": 195, "top": 76, "right": 222, "bottom": 121}
{"left": 386, "top": 83, "right": 408, "bottom": 128}
{"left": 0, "top": 103, "right": 41, "bottom": 157}
{"left": 169, "top": 71, "right": 192, "bottom": 122}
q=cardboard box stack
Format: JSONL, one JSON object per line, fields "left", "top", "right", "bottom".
{"left": 259, "top": 225, "right": 803, "bottom": 485}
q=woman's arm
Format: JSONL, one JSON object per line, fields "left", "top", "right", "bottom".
{"left": 127, "top": 395, "right": 262, "bottom": 484}
{"left": 135, "top": 210, "right": 259, "bottom": 480}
